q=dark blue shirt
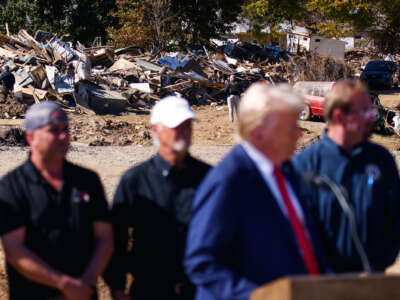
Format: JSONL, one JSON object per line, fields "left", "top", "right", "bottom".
{"left": 0, "top": 71, "right": 15, "bottom": 90}
{"left": 292, "top": 132, "right": 400, "bottom": 272}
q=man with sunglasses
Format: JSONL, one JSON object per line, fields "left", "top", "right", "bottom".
{"left": 293, "top": 80, "right": 400, "bottom": 273}
{"left": 0, "top": 102, "right": 114, "bottom": 300}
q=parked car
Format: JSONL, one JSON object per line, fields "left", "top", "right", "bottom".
{"left": 360, "top": 61, "right": 397, "bottom": 90}
{"left": 293, "top": 81, "right": 335, "bottom": 121}
{"left": 293, "top": 81, "right": 385, "bottom": 131}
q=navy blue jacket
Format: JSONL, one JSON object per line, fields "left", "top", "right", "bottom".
{"left": 292, "top": 133, "right": 400, "bottom": 272}
{"left": 0, "top": 71, "right": 15, "bottom": 90}
{"left": 184, "top": 144, "right": 327, "bottom": 300}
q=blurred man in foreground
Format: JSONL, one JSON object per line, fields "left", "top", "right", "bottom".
{"left": 0, "top": 102, "right": 114, "bottom": 300}
{"left": 105, "top": 96, "right": 210, "bottom": 300}
{"left": 293, "top": 80, "right": 400, "bottom": 272}
{"left": 185, "top": 83, "right": 326, "bottom": 300}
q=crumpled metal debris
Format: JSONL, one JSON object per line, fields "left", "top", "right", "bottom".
{"left": 0, "top": 28, "right": 364, "bottom": 117}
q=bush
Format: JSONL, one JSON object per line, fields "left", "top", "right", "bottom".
{"left": 294, "top": 51, "right": 353, "bottom": 81}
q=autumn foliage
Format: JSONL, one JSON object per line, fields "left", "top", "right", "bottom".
{"left": 107, "top": 0, "right": 178, "bottom": 49}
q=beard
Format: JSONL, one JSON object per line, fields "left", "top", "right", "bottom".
{"left": 153, "top": 136, "right": 160, "bottom": 150}
{"left": 153, "top": 136, "right": 190, "bottom": 153}
{"left": 172, "top": 138, "right": 190, "bottom": 152}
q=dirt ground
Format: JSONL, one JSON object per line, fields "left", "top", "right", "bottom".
{"left": 0, "top": 90, "right": 399, "bottom": 299}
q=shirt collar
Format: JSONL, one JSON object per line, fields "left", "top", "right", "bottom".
{"left": 154, "top": 153, "right": 191, "bottom": 177}
{"left": 241, "top": 141, "right": 275, "bottom": 176}
{"left": 23, "top": 158, "right": 42, "bottom": 184}
{"left": 321, "top": 130, "right": 365, "bottom": 158}
{"left": 23, "top": 154, "right": 69, "bottom": 184}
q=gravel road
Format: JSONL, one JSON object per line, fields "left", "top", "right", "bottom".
{"left": 0, "top": 144, "right": 232, "bottom": 202}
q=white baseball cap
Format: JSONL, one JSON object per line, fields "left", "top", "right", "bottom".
{"left": 150, "top": 96, "right": 198, "bottom": 128}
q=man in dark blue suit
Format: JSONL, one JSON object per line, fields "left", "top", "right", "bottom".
{"left": 184, "top": 83, "right": 326, "bottom": 300}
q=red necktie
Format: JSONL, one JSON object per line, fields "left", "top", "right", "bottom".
{"left": 273, "top": 166, "right": 320, "bottom": 275}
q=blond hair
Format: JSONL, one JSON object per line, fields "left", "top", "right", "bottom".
{"left": 238, "top": 82, "right": 304, "bottom": 140}
{"left": 324, "top": 80, "right": 368, "bottom": 122}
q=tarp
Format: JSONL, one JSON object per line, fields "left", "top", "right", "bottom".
{"left": 265, "top": 44, "right": 280, "bottom": 59}
{"left": 158, "top": 53, "right": 190, "bottom": 70}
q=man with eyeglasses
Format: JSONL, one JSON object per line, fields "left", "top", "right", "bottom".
{"left": 292, "top": 80, "right": 400, "bottom": 273}
{"left": 0, "top": 102, "right": 114, "bottom": 300}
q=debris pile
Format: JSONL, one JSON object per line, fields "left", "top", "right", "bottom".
{"left": 0, "top": 97, "right": 27, "bottom": 119}
{"left": 0, "top": 127, "right": 27, "bottom": 146}
{"left": 291, "top": 52, "right": 353, "bottom": 81}
{"left": 0, "top": 31, "right": 273, "bottom": 117}
{"left": 344, "top": 48, "right": 385, "bottom": 75}
{"left": 0, "top": 27, "right": 388, "bottom": 123}
{"left": 0, "top": 29, "right": 361, "bottom": 118}
{"left": 69, "top": 118, "right": 152, "bottom": 146}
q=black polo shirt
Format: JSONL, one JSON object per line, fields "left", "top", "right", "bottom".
{"left": 0, "top": 158, "right": 109, "bottom": 300}
{"left": 104, "top": 154, "right": 210, "bottom": 300}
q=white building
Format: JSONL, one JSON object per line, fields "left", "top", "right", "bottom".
{"left": 287, "top": 31, "right": 346, "bottom": 60}
{"left": 228, "top": 21, "right": 347, "bottom": 60}
{"left": 339, "top": 37, "right": 355, "bottom": 49}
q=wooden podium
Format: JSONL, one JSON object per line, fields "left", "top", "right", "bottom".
{"left": 250, "top": 274, "right": 400, "bottom": 300}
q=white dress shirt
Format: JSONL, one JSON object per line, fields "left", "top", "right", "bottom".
{"left": 241, "top": 141, "right": 304, "bottom": 222}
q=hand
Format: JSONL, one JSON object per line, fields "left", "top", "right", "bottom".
{"left": 58, "top": 275, "right": 94, "bottom": 300}
{"left": 111, "top": 289, "right": 132, "bottom": 300}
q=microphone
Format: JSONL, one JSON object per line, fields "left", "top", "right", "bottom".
{"left": 302, "top": 172, "right": 331, "bottom": 190}
{"left": 302, "top": 171, "right": 372, "bottom": 274}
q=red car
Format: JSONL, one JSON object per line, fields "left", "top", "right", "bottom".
{"left": 293, "top": 81, "right": 335, "bottom": 121}
{"left": 293, "top": 81, "right": 385, "bottom": 132}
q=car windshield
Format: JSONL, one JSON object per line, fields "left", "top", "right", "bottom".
{"left": 365, "top": 62, "right": 391, "bottom": 72}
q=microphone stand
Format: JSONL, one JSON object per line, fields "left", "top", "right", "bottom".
{"left": 319, "top": 175, "right": 372, "bottom": 274}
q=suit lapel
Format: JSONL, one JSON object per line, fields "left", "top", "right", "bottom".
{"left": 235, "top": 145, "right": 304, "bottom": 254}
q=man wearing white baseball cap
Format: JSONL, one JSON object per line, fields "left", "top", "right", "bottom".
{"left": 105, "top": 96, "right": 210, "bottom": 300}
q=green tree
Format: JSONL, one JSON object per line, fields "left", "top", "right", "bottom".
{"left": 64, "top": 0, "right": 117, "bottom": 44}
{"left": 108, "top": 0, "right": 244, "bottom": 49}
{"left": 0, "top": 1, "right": 41, "bottom": 34}
{"left": 171, "top": 0, "right": 244, "bottom": 43}
{"left": 241, "top": 0, "right": 308, "bottom": 34}
{"left": 305, "top": 0, "right": 400, "bottom": 52}
{"left": 304, "top": 0, "right": 370, "bottom": 37}
{"left": 0, "top": 0, "right": 116, "bottom": 45}
{"left": 107, "top": 0, "right": 176, "bottom": 49}
{"left": 33, "top": 0, "right": 117, "bottom": 44}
